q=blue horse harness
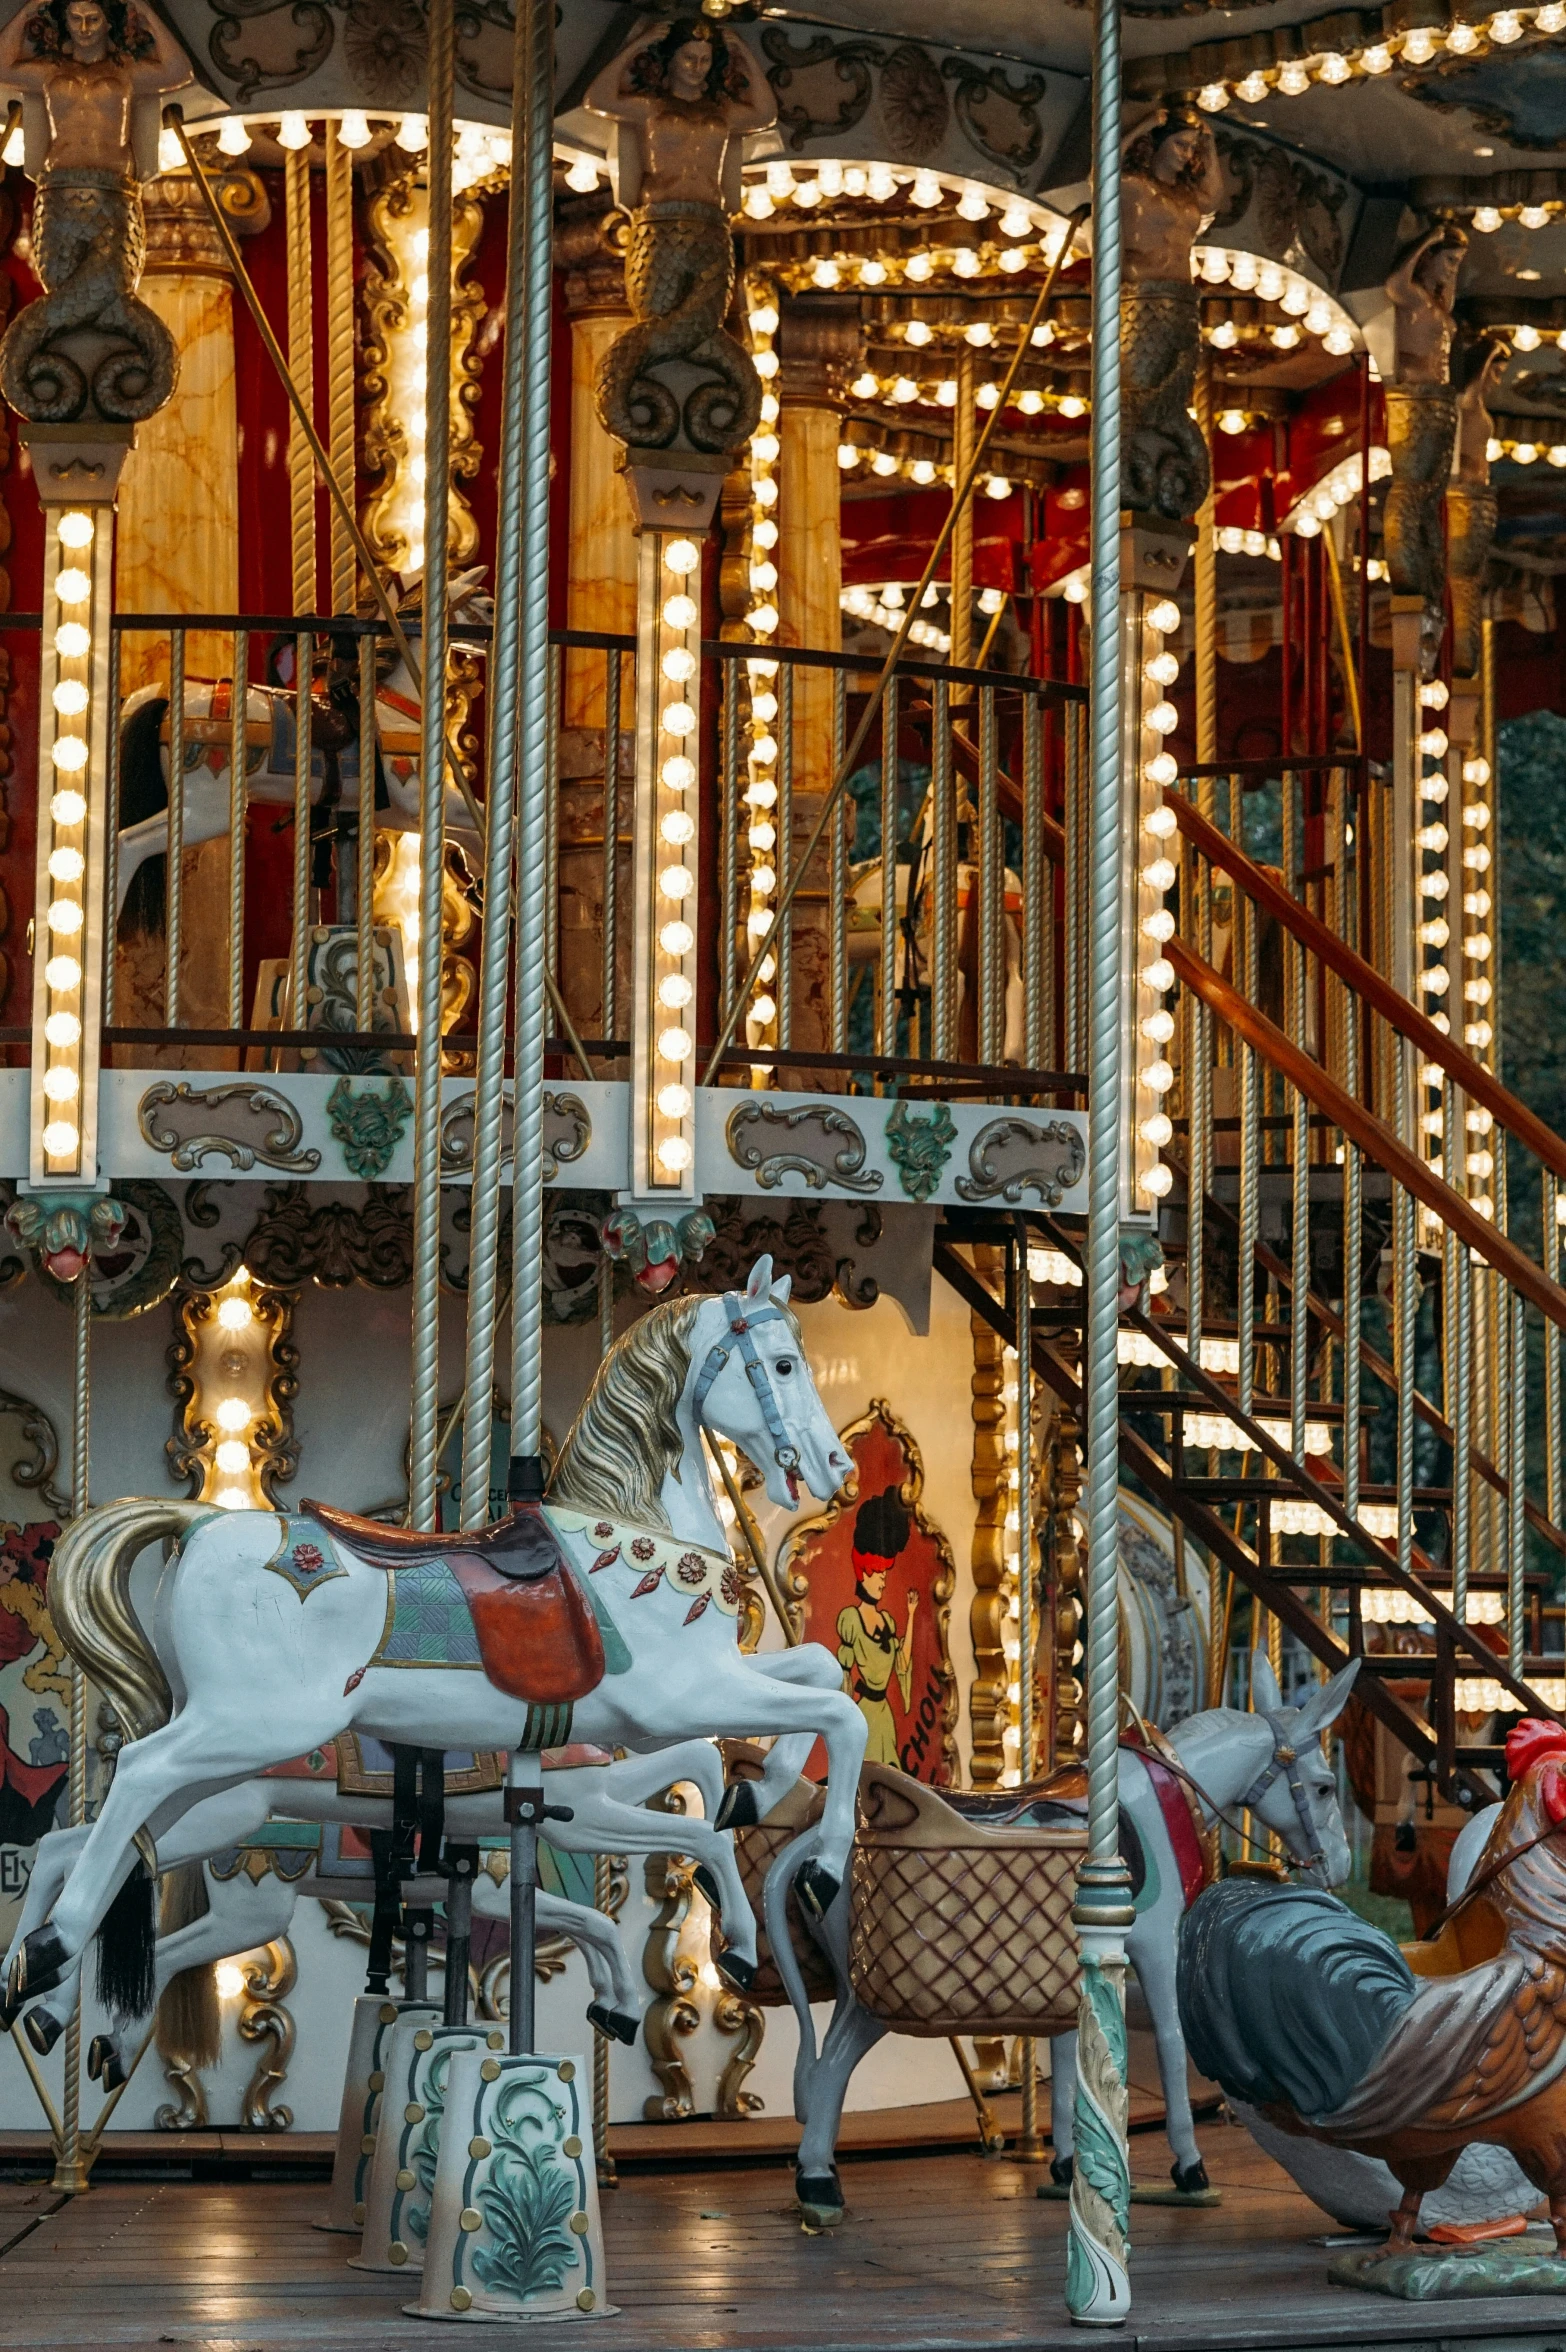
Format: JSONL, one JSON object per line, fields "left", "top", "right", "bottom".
{"left": 689, "top": 1292, "right": 798, "bottom": 1473}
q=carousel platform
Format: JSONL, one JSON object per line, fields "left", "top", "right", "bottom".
{"left": 3, "top": 2120, "right": 1564, "bottom": 2352}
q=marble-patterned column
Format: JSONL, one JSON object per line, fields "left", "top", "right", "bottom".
{"left": 775, "top": 306, "right": 856, "bottom": 1068}
{"left": 556, "top": 208, "right": 637, "bottom": 1035}
{"left": 113, "top": 167, "right": 267, "bottom": 1053}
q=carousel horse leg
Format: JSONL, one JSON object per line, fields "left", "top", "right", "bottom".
{"left": 794, "top": 1994, "right": 889, "bottom": 2230}
{"left": 1, "top": 1823, "right": 86, "bottom": 2025}
{"left": 544, "top": 1784, "right": 761, "bottom": 1989}
{"left": 1127, "top": 1874, "right": 1211, "bottom": 2194}
{"left": 93, "top": 1859, "right": 300, "bottom": 2090}
{"left": 7, "top": 1707, "right": 337, "bottom": 2008}
{"left": 486, "top": 1882, "right": 641, "bottom": 2045}
{"left": 715, "top": 1649, "right": 844, "bottom": 1830}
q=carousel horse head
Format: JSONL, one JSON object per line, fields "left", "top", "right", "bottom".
{"left": 551, "top": 1255, "right": 850, "bottom": 1529}
{"left": 1242, "top": 1651, "right": 1359, "bottom": 1889}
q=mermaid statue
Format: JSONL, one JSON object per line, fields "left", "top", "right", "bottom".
{"left": 585, "top": 14, "right": 775, "bottom": 459}
{"left": 0, "top": 0, "right": 189, "bottom": 426}
{"left": 1120, "top": 109, "right": 1224, "bottom": 524}
{"left": 1383, "top": 223, "right": 1466, "bottom": 670}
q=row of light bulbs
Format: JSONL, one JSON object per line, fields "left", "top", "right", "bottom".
{"left": 1490, "top": 439, "right": 1566, "bottom": 467}
{"left": 1189, "top": 4, "right": 1566, "bottom": 112}
{"left": 839, "top": 583, "right": 953, "bottom": 654}
{"left": 739, "top": 158, "right": 1053, "bottom": 235}
{"left": 1131, "top": 600, "right": 1185, "bottom": 1211}
{"left": 40, "top": 507, "right": 97, "bottom": 1170}
{"left": 742, "top": 286, "right": 784, "bottom": 1059}
{"left": 208, "top": 1281, "right": 269, "bottom": 1509}
{"left": 846, "top": 367, "right": 1088, "bottom": 424}
{"left": 1194, "top": 247, "right": 1358, "bottom": 354}
{"left": 650, "top": 537, "right": 703, "bottom": 1178}
{"left": 838, "top": 443, "right": 1021, "bottom": 497}
{"left": 997, "top": 1359, "right": 1037, "bottom": 1786}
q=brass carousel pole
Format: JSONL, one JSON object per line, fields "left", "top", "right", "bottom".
{"left": 53, "top": 1268, "right": 91, "bottom": 2195}
{"left": 1014, "top": 1217, "right": 1044, "bottom": 2163}
{"left": 1066, "top": 0, "right": 1134, "bottom": 2315}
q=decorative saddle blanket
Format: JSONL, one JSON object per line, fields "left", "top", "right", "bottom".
{"left": 299, "top": 1498, "right": 608, "bottom": 1708}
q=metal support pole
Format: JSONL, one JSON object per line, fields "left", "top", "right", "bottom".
{"left": 408, "top": 3, "right": 453, "bottom": 1529}
{"left": 507, "top": 0, "right": 555, "bottom": 1480}
{"left": 1067, "top": 0, "right": 1133, "bottom": 2311}
{"left": 1014, "top": 1218, "right": 1044, "bottom": 2162}
{"left": 53, "top": 1269, "right": 91, "bottom": 2195}
{"left": 507, "top": 1753, "right": 542, "bottom": 2056}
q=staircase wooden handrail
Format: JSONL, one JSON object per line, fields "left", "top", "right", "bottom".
{"left": 932, "top": 1239, "right": 1497, "bottom": 1802}
{"left": 1171, "top": 791, "right": 1566, "bottom": 1186}
{"left": 1169, "top": 936, "right": 1566, "bottom": 1335}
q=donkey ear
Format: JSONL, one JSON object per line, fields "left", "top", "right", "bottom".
{"left": 745, "top": 1255, "right": 774, "bottom": 1302}
{"left": 1296, "top": 1657, "right": 1361, "bottom": 1738}
{"left": 1250, "top": 1650, "right": 1283, "bottom": 1715}
{"left": 770, "top": 1273, "right": 792, "bottom": 1306}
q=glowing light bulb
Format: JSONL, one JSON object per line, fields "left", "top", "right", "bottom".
{"left": 45, "top": 900, "right": 82, "bottom": 934}
{"left": 217, "top": 1295, "right": 254, "bottom": 1330}
{"left": 57, "top": 510, "right": 93, "bottom": 549}
{"left": 277, "top": 111, "right": 311, "bottom": 150}
{"left": 337, "top": 109, "right": 371, "bottom": 147}
{"left": 659, "top": 809, "right": 695, "bottom": 846}
{"left": 55, "top": 567, "right": 90, "bottom": 603}
{"left": 52, "top": 680, "right": 88, "bottom": 716}
{"left": 659, "top": 865, "right": 693, "bottom": 901}
{"left": 661, "top": 645, "right": 697, "bottom": 683}
{"left": 44, "top": 955, "right": 80, "bottom": 991}
{"left": 42, "top": 1066, "right": 78, "bottom": 1101}
{"left": 664, "top": 538, "right": 700, "bottom": 576}
{"left": 43, "top": 1010, "right": 79, "bottom": 1047}
{"left": 395, "top": 113, "right": 428, "bottom": 151}
{"left": 657, "top": 1135, "right": 693, "bottom": 1173}
{"left": 51, "top": 738, "right": 87, "bottom": 772}
{"left": 661, "top": 701, "right": 696, "bottom": 738}
{"left": 657, "top": 1025, "right": 692, "bottom": 1063}
{"left": 661, "top": 755, "right": 696, "bottom": 793}
{"left": 1140, "top": 1164, "right": 1174, "bottom": 1199}
{"left": 564, "top": 155, "right": 599, "bottom": 193}
{"left": 216, "top": 1397, "right": 251, "bottom": 1432}
{"left": 41, "top": 1120, "right": 78, "bottom": 1157}
{"left": 1144, "top": 1057, "right": 1175, "bottom": 1092}
{"left": 215, "top": 1438, "right": 251, "bottom": 1475}
{"left": 47, "top": 846, "right": 84, "bottom": 883}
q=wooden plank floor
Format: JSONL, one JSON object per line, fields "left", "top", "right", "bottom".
{"left": 5, "top": 2122, "right": 1566, "bottom": 2351}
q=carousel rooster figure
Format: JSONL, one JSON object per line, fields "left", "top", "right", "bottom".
{"left": 1178, "top": 1717, "right": 1566, "bottom": 2254}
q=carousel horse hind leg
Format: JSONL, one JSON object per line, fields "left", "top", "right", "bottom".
{"left": 497, "top": 1884, "right": 640, "bottom": 2045}
{"left": 542, "top": 1776, "right": 761, "bottom": 1992}
{"left": 1048, "top": 2029, "right": 1078, "bottom": 2189}
{"left": 1, "top": 1822, "right": 87, "bottom": 2028}
{"left": 1125, "top": 1859, "right": 1213, "bottom": 2195}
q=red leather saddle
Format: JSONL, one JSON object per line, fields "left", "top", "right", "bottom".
{"left": 303, "top": 1499, "right": 605, "bottom": 1708}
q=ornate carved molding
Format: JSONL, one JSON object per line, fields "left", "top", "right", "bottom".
{"left": 726, "top": 1100, "right": 881, "bottom": 1193}
{"left": 359, "top": 165, "right": 488, "bottom": 576}
{"left": 237, "top": 1936, "right": 297, "bottom": 2129}
{"left": 240, "top": 1184, "right": 415, "bottom": 1290}
{"left": 140, "top": 166, "right": 271, "bottom": 278}
{"left": 327, "top": 1075, "right": 413, "bottom": 1181}
{"left": 955, "top": 1115, "right": 1086, "bottom": 1206}
{"left": 139, "top": 1082, "right": 321, "bottom": 1176}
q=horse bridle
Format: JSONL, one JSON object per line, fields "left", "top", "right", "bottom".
{"left": 690, "top": 1292, "right": 799, "bottom": 1476}
{"left": 1239, "top": 1711, "right": 1328, "bottom": 1873}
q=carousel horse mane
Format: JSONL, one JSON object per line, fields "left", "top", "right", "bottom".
{"left": 549, "top": 1294, "right": 703, "bottom": 1531}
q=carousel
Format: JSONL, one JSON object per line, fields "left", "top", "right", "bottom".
{"left": 0, "top": 0, "right": 1564, "bottom": 2339}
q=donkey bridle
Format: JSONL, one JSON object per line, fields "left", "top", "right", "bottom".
{"left": 690, "top": 1292, "right": 799, "bottom": 1474}
{"left": 1239, "top": 1712, "right": 1328, "bottom": 1872}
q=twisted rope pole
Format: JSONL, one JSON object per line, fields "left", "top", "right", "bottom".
{"left": 508, "top": 0, "right": 555, "bottom": 1475}
{"left": 325, "top": 122, "right": 357, "bottom": 618}
{"left": 1066, "top": 0, "right": 1133, "bottom": 2313}
{"left": 284, "top": 146, "right": 315, "bottom": 616}
{"left": 408, "top": 1, "right": 453, "bottom": 1528}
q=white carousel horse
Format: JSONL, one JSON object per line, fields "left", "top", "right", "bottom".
{"left": 6, "top": 1736, "right": 740, "bottom": 2082}
{"left": 113, "top": 576, "right": 488, "bottom": 925}
{"left": 5, "top": 1258, "right": 869, "bottom": 2022}
{"left": 761, "top": 1651, "right": 1359, "bottom": 2227}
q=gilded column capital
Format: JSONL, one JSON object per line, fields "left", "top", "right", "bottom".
{"left": 141, "top": 168, "right": 271, "bottom": 279}
{"left": 776, "top": 299, "right": 860, "bottom": 412}
{"left": 558, "top": 198, "right": 631, "bottom": 325}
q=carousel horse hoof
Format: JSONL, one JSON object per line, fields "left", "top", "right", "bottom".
{"left": 23, "top": 2005, "right": 63, "bottom": 2057}
{"left": 715, "top": 1779, "right": 759, "bottom": 1832}
{"left": 1172, "top": 2157, "right": 1210, "bottom": 2197}
{"left": 795, "top": 2169, "right": 845, "bottom": 2231}
{"left": 713, "top": 1948, "right": 756, "bottom": 1995}
{"left": 794, "top": 1860, "right": 840, "bottom": 1922}
{"left": 692, "top": 1863, "right": 725, "bottom": 1917}
{"left": 8, "top": 1926, "right": 68, "bottom": 2009}
{"left": 587, "top": 2003, "right": 639, "bottom": 2049}
{"left": 1050, "top": 2154, "right": 1074, "bottom": 2190}
{"left": 87, "top": 2034, "right": 127, "bottom": 2090}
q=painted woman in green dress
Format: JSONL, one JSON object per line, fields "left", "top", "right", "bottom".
{"left": 835, "top": 1489, "right": 918, "bottom": 1769}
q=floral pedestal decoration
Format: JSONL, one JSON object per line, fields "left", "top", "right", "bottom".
{"left": 351, "top": 2018, "right": 506, "bottom": 2274}
{"left": 411, "top": 2049, "right": 613, "bottom": 2321}
{"left": 318, "top": 1996, "right": 440, "bottom": 2236}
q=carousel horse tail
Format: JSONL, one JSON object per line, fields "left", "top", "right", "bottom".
{"left": 95, "top": 1861, "right": 156, "bottom": 2019}
{"left": 50, "top": 1498, "right": 204, "bottom": 1746}
{"left": 154, "top": 1863, "right": 222, "bottom": 2069}
{"left": 117, "top": 693, "right": 172, "bottom": 939}
{"left": 1177, "top": 1877, "right": 1416, "bottom": 2121}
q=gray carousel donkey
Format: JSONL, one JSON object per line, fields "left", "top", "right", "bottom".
{"left": 1120, "top": 106, "right": 1224, "bottom": 525}
{"left": 585, "top": 13, "right": 774, "bottom": 457}
{"left": 0, "top": 0, "right": 190, "bottom": 426}
{"left": 738, "top": 1650, "right": 1358, "bottom": 2229}
{"left": 4, "top": 1260, "right": 872, "bottom": 2040}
